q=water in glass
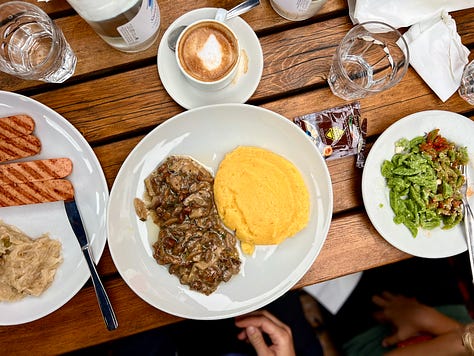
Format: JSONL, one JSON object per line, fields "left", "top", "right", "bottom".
{"left": 0, "top": 2, "right": 76, "bottom": 83}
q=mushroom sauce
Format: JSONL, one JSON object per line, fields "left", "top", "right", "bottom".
{"left": 136, "top": 156, "right": 241, "bottom": 295}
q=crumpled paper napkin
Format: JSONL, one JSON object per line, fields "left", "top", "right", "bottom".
{"left": 347, "top": 0, "right": 472, "bottom": 102}
{"left": 303, "top": 272, "right": 362, "bottom": 314}
{"left": 403, "top": 11, "right": 470, "bottom": 102}
{"left": 348, "top": 0, "right": 474, "bottom": 28}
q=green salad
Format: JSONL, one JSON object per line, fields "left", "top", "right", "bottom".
{"left": 381, "top": 129, "right": 469, "bottom": 237}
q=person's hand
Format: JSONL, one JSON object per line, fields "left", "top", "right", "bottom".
{"left": 372, "top": 291, "right": 463, "bottom": 347}
{"left": 235, "top": 310, "right": 296, "bottom": 356}
{"left": 372, "top": 291, "right": 429, "bottom": 345}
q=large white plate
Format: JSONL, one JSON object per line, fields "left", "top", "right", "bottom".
{"left": 107, "top": 103, "right": 333, "bottom": 320}
{"left": 362, "top": 110, "right": 474, "bottom": 258}
{"left": 0, "top": 91, "right": 108, "bottom": 325}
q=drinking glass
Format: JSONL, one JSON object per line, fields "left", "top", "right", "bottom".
{"left": 328, "top": 21, "right": 409, "bottom": 100}
{"left": 269, "top": 0, "right": 327, "bottom": 21}
{"left": 0, "top": 1, "right": 77, "bottom": 83}
{"left": 458, "top": 60, "right": 474, "bottom": 105}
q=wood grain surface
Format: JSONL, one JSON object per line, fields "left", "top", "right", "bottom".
{"left": 0, "top": 1, "right": 473, "bottom": 354}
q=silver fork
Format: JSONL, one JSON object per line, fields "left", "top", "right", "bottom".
{"left": 460, "top": 164, "right": 474, "bottom": 284}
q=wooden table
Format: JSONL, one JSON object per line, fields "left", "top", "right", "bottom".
{"left": 1, "top": 1, "right": 473, "bottom": 354}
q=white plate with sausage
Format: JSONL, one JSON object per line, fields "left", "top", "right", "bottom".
{"left": 0, "top": 91, "right": 108, "bottom": 325}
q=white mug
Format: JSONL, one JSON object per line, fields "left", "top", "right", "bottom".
{"left": 175, "top": 19, "right": 241, "bottom": 91}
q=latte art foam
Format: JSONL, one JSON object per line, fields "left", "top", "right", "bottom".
{"left": 178, "top": 21, "right": 239, "bottom": 82}
{"left": 198, "top": 34, "right": 222, "bottom": 71}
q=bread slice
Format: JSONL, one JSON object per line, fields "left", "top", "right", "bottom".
{"left": 0, "top": 134, "right": 42, "bottom": 162}
{"left": 0, "top": 179, "right": 74, "bottom": 207}
{"left": 0, "top": 115, "right": 35, "bottom": 139}
{"left": 0, "top": 158, "right": 73, "bottom": 185}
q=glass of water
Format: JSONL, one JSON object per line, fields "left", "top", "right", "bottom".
{"left": 328, "top": 21, "right": 409, "bottom": 101}
{"left": 0, "top": 1, "right": 77, "bottom": 83}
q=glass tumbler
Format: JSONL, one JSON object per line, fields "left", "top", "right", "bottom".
{"left": 458, "top": 60, "right": 474, "bottom": 105}
{"left": 269, "top": 0, "right": 327, "bottom": 21}
{"left": 328, "top": 21, "right": 409, "bottom": 101}
{"left": 0, "top": 1, "right": 77, "bottom": 83}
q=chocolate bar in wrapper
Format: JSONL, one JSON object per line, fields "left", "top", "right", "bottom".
{"left": 293, "top": 102, "right": 367, "bottom": 167}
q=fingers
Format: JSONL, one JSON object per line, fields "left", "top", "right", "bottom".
{"left": 372, "top": 310, "right": 388, "bottom": 323}
{"left": 235, "top": 310, "right": 292, "bottom": 340}
{"left": 372, "top": 291, "right": 396, "bottom": 307}
{"left": 372, "top": 292, "right": 405, "bottom": 323}
{"left": 382, "top": 333, "right": 401, "bottom": 347}
{"left": 245, "top": 326, "right": 269, "bottom": 355}
{"left": 236, "top": 310, "right": 286, "bottom": 329}
{"left": 235, "top": 311, "right": 276, "bottom": 333}
{"left": 372, "top": 291, "right": 419, "bottom": 311}
{"left": 236, "top": 329, "right": 247, "bottom": 341}
{"left": 371, "top": 291, "right": 429, "bottom": 345}
{"left": 235, "top": 310, "right": 295, "bottom": 356}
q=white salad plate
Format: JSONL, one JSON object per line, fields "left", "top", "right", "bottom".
{"left": 107, "top": 103, "right": 333, "bottom": 320}
{"left": 157, "top": 8, "right": 263, "bottom": 109}
{"left": 0, "top": 91, "right": 108, "bottom": 325}
{"left": 362, "top": 110, "right": 474, "bottom": 258}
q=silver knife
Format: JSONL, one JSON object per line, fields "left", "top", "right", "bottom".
{"left": 64, "top": 198, "right": 118, "bottom": 331}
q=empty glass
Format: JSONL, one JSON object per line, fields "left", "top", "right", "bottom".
{"left": 0, "top": 1, "right": 76, "bottom": 83}
{"left": 269, "top": 0, "right": 327, "bottom": 21}
{"left": 328, "top": 21, "right": 409, "bottom": 100}
{"left": 459, "top": 60, "right": 474, "bottom": 105}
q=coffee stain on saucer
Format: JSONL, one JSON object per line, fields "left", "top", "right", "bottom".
{"left": 232, "top": 49, "right": 249, "bottom": 84}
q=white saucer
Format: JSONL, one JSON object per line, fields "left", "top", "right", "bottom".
{"left": 157, "top": 8, "right": 263, "bottom": 109}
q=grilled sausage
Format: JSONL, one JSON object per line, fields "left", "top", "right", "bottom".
{"left": 0, "top": 158, "right": 73, "bottom": 185}
{"left": 0, "top": 115, "right": 35, "bottom": 139}
{"left": 0, "top": 134, "right": 42, "bottom": 162}
{"left": 0, "top": 179, "right": 74, "bottom": 207}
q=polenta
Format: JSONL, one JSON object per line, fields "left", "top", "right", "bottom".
{"left": 214, "top": 146, "right": 310, "bottom": 254}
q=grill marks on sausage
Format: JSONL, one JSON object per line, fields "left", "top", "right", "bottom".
{"left": 0, "top": 115, "right": 41, "bottom": 162}
{"left": 0, "top": 135, "right": 42, "bottom": 162}
{"left": 142, "top": 156, "right": 241, "bottom": 295}
{"left": 0, "top": 179, "right": 74, "bottom": 207}
{"left": 0, "top": 115, "right": 35, "bottom": 139}
{"left": 0, "top": 115, "right": 75, "bottom": 207}
{"left": 0, "top": 158, "right": 73, "bottom": 185}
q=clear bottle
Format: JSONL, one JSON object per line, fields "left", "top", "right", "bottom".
{"left": 269, "top": 0, "right": 327, "bottom": 21}
{"left": 459, "top": 60, "right": 474, "bottom": 105}
{"left": 66, "top": 0, "right": 161, "bottom": 53}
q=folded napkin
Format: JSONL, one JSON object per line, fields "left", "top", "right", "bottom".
{"left": 347, "top": 0, "right": 471, "bottom": 102}
{"left": 403, "top": 11, "right": 470, "bottom": 102}
{"left": 349, "top": 0, "right": 474, "bottom": 28}
{"left": 303, "top": 272, "right": 362, "bottom": 314}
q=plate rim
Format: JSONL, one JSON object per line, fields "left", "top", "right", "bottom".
{"left": 362, "top": 109, "right": 472, "bottom": 258}
{"left": 0, "top": 90, "right": 109, "bottom": 325}
{"left": 157, "top": 8, "right": 264, "bottom": 109}
{"left": 107, "top": 103, "right": 333, "bottom": 319}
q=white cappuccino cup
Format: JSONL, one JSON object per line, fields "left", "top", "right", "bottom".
{"left": 176, "top": 19, "right": 241, "bottom": 91}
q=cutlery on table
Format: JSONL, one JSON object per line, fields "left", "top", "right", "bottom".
{"left": 64, "top": 198, "right": 118, "bottom": 331}
{"left": 461, "top": 164, "right": 474, "bottom": 284}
